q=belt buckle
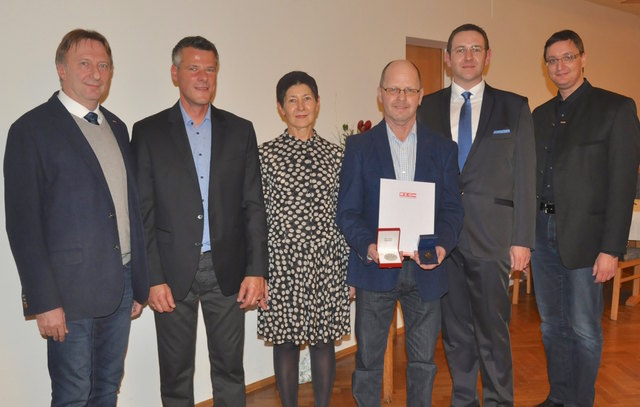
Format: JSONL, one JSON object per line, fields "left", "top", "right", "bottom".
{"left": 540, "top": 202, "right": 555, "bottom": 214}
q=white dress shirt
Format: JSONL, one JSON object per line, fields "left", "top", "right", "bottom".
{"left": 449, "top": 80, "right": 485, "bottom": 143}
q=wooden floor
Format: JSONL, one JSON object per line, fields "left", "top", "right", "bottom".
{"left": 241, "top": 281, "right": 640, "bottom": 406}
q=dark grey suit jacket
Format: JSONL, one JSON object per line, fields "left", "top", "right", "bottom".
{"left": 418, "top": 84, "right": 536, "bottom": 260}
{"left": 131, "top": 102, "right": 268, "bottom": 300}
{"left": 5, "top": 93, "right": 149, "bottom": 320}
{"left": 533, "top": 81, "right": 640, "bottom": 268}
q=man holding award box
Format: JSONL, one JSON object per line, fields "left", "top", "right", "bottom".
{"left": 337, "top": 60, "right": 463, "bottom": 407}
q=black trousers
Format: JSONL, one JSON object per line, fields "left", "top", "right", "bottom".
{"left": 154, "top": 252, "right": 246, "bottom": 407}
{"left": 441, "top": 247, "right": 514, "bottom": 407}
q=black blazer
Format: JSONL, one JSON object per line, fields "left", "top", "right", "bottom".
{"left": 131, "top": 102, "right": 268, "bottom": 300}
{"left": 533, "top": 81, "right": 640, "bottom": 268}
{"left": 4, "top": 93, "right": 149, "bottom": 320}
{"left": 418, "top": 84, "right": 536, "bottom": 259}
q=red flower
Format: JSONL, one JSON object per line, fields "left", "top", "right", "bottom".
{"left": 357, "top": 120, "right": 372, "bottom": 133}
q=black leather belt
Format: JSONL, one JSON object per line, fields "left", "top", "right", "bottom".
{"left": 540, "top": 202, "right": 555, "bottom": 214}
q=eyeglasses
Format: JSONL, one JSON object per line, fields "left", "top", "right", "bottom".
{"left": 545, "top": 53, "right": 581, "bottom": 66}
{"left": 451, "top": 46, "right": 485, "bottom": 56}
{"left": 382, "top": 87, "right": 421, "bottom": 96}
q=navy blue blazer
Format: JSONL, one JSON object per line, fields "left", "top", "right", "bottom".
{"left": 4, "top": 92, "right": 149, "bottom": 321}
{"left": 336, "top": 119, "right": 463, "bottom": 301}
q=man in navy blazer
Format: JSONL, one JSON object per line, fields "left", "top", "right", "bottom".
{"left": 4, "top": 29, "right": 148, "bottom": 405}
{"left": 337, "top": 60, "right": 462, "bottom": 406}
{"left": 417, "top": 24, "right": 536, "bottom": 406}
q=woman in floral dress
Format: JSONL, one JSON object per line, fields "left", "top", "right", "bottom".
{"left": 257, "top": 71, "right": 350, "bottom": 407}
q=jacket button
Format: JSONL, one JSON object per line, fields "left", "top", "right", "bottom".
{"left": 197, "top": 214, "right": 204, "bottom": 220}
{"left": 113, "top": 244, "right": 120, "bottom": 250}
{"left": 195, "top": 242, "right": 202, "bottom": 247}
{"left": 108, "top": 212, "right": 115, "bottom": 218}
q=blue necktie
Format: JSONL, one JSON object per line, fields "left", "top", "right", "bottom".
{"left": 458, "top": 91, "right": 472, "bottom": 172}
{"left": 84, "top": 112, "right": 99, "bottom": 125}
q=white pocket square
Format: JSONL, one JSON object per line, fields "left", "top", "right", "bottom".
{"left": 493, "top": 129, "right": 511, "bottom": 135}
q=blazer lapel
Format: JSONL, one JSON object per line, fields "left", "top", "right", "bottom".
{"left": 167, "top": 102, "right": 200, "bottom": 190}
{"left": 466, "top": 84, "right": 494, "bottom": 165}
{"left": 102, "top": 108, "right": 135, "bottom": 184}
{"left": 440, "top": 87, "right": 453, "bottom": 139}
{"left": 209, "top": 106, "right": 225, "bottom": 193}
{"left": 47, "top": 95, "right": 112, "bottom": 197}
{"left": 372, "top": 121, "right": 397, "bottom": 180}
{"left": 414, "top": 125, "right": 434, "bottom": 182}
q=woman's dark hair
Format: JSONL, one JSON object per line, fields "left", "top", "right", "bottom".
{"left": 276, "top": 71, "right": 318, "bottom": 105}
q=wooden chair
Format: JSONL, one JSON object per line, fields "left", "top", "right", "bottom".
{"left": 610, "top": 246, "right": 640, "bottom": 320}
{"left": 612, "top": 199, "right": 640, "bottom": 320}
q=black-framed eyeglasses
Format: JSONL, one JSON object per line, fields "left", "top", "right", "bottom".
{"left": 545, "top": 53, "right": 581, "bottom": 66}
{"left": 382, "top": 87, "right": 421, "bottom": 96}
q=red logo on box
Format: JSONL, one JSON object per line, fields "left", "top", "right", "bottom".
{"left": 399, "top": 192, "right": 417, "bottom": 198}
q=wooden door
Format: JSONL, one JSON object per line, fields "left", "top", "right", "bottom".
{"left": 406, "top": 43, "right": 445, "bottom": 95}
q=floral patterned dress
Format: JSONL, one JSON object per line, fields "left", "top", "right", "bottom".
{"left": 257, "top": 130, "right": 350, "bottom": 345}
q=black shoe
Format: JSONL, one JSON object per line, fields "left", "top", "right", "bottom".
{"left": 535, "top": 398, "right": 563, "bottom": 407}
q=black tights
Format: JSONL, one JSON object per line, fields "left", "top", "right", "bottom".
{"left": 273, "top": 341, "right": 336, "bottom": 407}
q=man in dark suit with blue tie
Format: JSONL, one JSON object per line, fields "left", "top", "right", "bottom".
{"left": 131, "top": 36, "right": 268, "bottom": 406}
{"left": 4, "top": 29, "right": 149, "bottom": 406}
{"left": 337, "top": 60, "right": 463, "bottom": 406}
{"left": 417, "top": 24, "right": 536, "bottom": 406}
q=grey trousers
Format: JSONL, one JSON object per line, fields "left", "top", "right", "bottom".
{"left": 154, "top": 252, "right": 246, "bottom": 407}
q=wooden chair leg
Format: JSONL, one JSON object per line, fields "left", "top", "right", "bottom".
{"left": 632, "top": 265, "right": 640, "bottom": 297}
{"left": 382, "top": 303, "right": 398, "bottom": 403}
{"left": 511, "top": 270, "right": 521, "bottom": 305}
{"left": 611, "top": 267, "right": 622, "bottom": 320}
{"left": 526, "top": 261, "right": 532, "bottom": 294}
{"left": 625, "top": 265, "right": 640, "bottom": 307}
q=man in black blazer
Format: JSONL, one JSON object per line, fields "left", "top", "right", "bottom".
{"left": 131, "top": 36, "right": 268, "bottom": 407}
{"left": 4, "top": 29, "right": 149, "bottom": 405}
{"left": 532, "top": 30, "right": 640, "bottom": 407}
{"left": 417, "top": 24, "right": 536, "bottom": 406}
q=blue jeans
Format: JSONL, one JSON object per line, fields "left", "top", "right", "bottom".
{"left": 48, "top": 264, "right": 134, "bottom": 407}
{"left": 353, "top": 261, "right": 441, "bottom": 407}
{"left": 532, "top": 212, "right": 603, "bottom": 407}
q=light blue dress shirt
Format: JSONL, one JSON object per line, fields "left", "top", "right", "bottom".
{"left": 180, "top": 102, "right": 212, "bottom": 253}
{"left": 386, "top": 122, "right": 417, "bottom": 181}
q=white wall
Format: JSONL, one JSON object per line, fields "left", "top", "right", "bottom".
{"left": 1, "top": 0, "right": 639, "bottom": 405}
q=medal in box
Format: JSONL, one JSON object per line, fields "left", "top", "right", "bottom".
{"left": 377, "top": 228, "right": 402, "bottom": 268}
{"left": 418, "top": 234, "right": 438, "bottom": 265}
